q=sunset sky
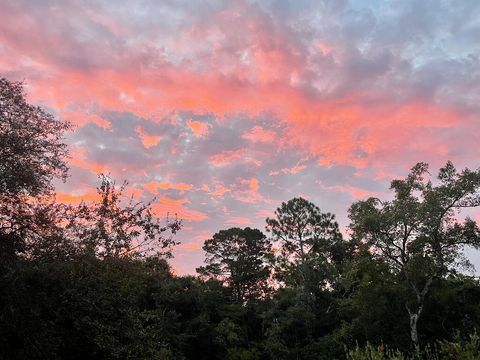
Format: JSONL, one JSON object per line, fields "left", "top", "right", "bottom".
{"left": 2, "top": 0, "right": 480, "bottom": 273}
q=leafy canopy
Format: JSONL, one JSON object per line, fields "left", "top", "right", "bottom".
{"left": 0, "top": 78, "right": 71, "bottom": 197}
{"left": 266, "top": 197, "right": 345, "bottom": 289}
{"left": 348, "top": 161, "right": 480, "bottom": 350}
{"left": 197, "top": 227, "right": 273, "bottom": 301}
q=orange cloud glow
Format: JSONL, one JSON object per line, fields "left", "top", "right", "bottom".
{"left": 135, "top": 126, "right": 162, "bottom": 148}
{"left": 143, "top": 181, "right": 193, "bottom": 193}
{"left": 152, "top": 197, "right": 207, "bottom": 222}
{"left": 68, "top": 147, "right": 108, "bottom": 175}
{"left": 226, "top": 217, "right": 252, "bottom": 225}
{"left": 242, "top": 126, "right": 276, "bottom": 143}
{"left": 3, "top": 0, "right": 480, "bottom": 274}
{"left": 187, "top": 119, "right": 210, "bottom": 137}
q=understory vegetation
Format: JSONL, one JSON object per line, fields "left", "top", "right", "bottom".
{"left": 1, "top": 78, "right": 480, "bottom": 359}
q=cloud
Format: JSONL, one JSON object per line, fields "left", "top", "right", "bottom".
{"left": 201, "top": 181, "right": 230, "bottom": 197}
{"left": 187, "top": 119, "right": 210, "bottom": 137}
{"left": 318, "top": 182, "right": 377, "bottom": 200}
{"left": 135, "top": 126, "right": 162, "bottom": 148}
{"left": 209, "top": 149, "right": 261, "bottom": 167}
{"left": 68, "top": 147, "right": 108, "bottom": 175}
{"left": 270, "top": 158, "right": 308, "bottom": 176}
{"left": 242, "top": 125, "right": 276, "bottom": 143}
{"left": 56, "top": 189, "right": 100, "bottom": 204}
{"left": 3, "top": 0, "right": 480, "bottom": 273}
{"left": 143, "top": 181, "right": 193, "bottom": 194}
{"left": 152, "top": 197, "right": 207, "bottom": 222}
{"left": 226, "top": 217, "right": 252, "bottom": 225}
{"left": 179, "top": 242, "right": 202, "bottom": 250}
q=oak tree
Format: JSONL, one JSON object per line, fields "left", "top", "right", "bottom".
{"left": 0, "top": 78, "right": 71, "bottom": 258}
{"left": 348, "top": 162, "right": 480, "bottom": 352}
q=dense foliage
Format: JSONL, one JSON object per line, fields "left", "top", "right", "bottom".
{"left": 196, "top": 227, "right": 273, "bottom": 302}
{"left": 1, "top": 78, "right": 480, "bottom": 359}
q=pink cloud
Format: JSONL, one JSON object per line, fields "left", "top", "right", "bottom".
{"left": 61, "top": 111, "right": 110, "bottom": 129}
{"left": 270, "top": 158, "right": 308, "bottom": 176}
{"left": 193, "top": 232, "right": 213, "bottom": 241}
{"left": 226, "top": 217, "right": 252, "bottom": 225}
{"left": 242, "top": 125, "right": 276, "bottom": 143}
{"left": 202, "top": 181, "right": 230, "bottom": 197}
{"left": 179, "top": 242, "right": 202, "bottom": 250}
{"left": 209, "top": 149, "right": 261, "bottom": 167}
{"left": 316, "top": 41, "right": 332, "bottom": 56}
{"left": 152, "top": 197, "right": 207, "bottom": 222}
{"left": 135, "top": 126, "right": 161, "bottom": 149}
{"left": 255, "top": 209, "right": 274, "bottom": 219}
{"left": 90, "top": 114, "right": 111, "bottom": 129}
{"left": 187, "top": 119, "right": 210, "bottom": 137}
{"left": 68, "top": 147, "right": 108, "bottom": 175}
{"left": 56, "top": 189, "right": 100, "bottom": 204}
{"left": 209, "top": 149, "right": 244, "bottom": 166}
{"left": 143, "top": 181, "right": 193, "bottom": 193}
{"left": 231, "top": 177, "right": 264, "bottom": 203}
{"left": 3, "top": 0, "right": 480, "bottom": 275}
{"left": 318, "top": 182, "right": 377, "bottom": 200}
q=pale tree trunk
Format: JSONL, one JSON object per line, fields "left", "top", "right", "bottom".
{"left": 408, "top": 307, "right": 422, "bottom": 355}
{"left": 405, "top": 276, "right": 433, "bottom": 355}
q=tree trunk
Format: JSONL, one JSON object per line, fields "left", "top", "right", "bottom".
{"left": 405, "top": 275, "right": 432, "bottom": 354}
{"left": 409, "top": 311, "right": 421, "bottom": 354}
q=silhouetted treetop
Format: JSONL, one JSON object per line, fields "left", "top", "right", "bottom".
{"left": 349, "top": 161, "right": 480, "bottom": 352}
{"left": 0, "top": 78, "right": 71, "bottom": 197}
{"left": 64, "top": 175, "right": 182, "bottom": 260}
{"left": 197, "top": 227, "right": 273, "bottom": 302}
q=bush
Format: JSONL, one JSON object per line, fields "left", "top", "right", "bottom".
{"left": 346, "top": 333, "right": 480, "bottom": 360}
{"left": 346, "top": 343, "right": 406, "bottom": 360}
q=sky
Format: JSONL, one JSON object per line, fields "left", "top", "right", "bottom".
{"left": 1, "top": 0, "right": 480, "bottom": 274}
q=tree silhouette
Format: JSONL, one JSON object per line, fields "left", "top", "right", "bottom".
{"left": 197, "top": 227, "right": 274, "bottom": 302}
{"left": 349, "top": 161, "right": 480, "bottom": 352}
{"left": 0, "top": 78, "right": 71, "bottom": 259}
{"left": 65, "top": 175, "right": 182, "bottom": 259}
{"left": 0, "top": 78, "right": 70, "bottom": 196}
{"left": 266, "top": 197, "right": 345, "bottom": 294}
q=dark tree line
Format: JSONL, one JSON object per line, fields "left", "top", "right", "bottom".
{"left": 1, "top": 77, "right": 480, "bottom": 359}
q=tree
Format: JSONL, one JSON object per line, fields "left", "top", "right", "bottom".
{"left": 348, "top": 161, "right": 480, "bottom": 352}
{"left": 0, "top": 78, "right": 71, "bottom": 196}
{"left": 197, "top": 227, "right": 274, "bottom": 302}
{"left": 0, "top": 78, "right": 71, "bottom": 258}
{"left": 266, "top": 197, "right": 345, "bottom": 292}
{"left": 64, "top": 175, "right": 182, "bottom": 260}
{"left": 340, "top": 247, "right": 411, "bottom": 351}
